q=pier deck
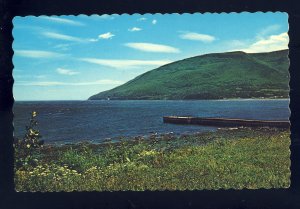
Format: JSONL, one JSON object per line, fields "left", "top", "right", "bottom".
{"left": 163, "top": 116, "right": 290, "bottom": 128}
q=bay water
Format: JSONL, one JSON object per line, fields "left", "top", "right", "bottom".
{"left": 13, "top": 99, "right": 290, "bottom": 144}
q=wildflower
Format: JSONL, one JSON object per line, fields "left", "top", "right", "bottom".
{"left": 139, "top": 150, "right": 157, "bottom": 156}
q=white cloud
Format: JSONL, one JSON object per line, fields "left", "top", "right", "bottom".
{"left": 43, "top": 32, "right": 84, "bottom": 42}
{"left": 128, "top": 27, "right": 142, "bottom": 32}
{"left": 237, "top": 33, "right": 289, "bottom": 53}
{"left": 98, "top": 32, "right": 115, "bottom": 39}
{"left": 43, "top": 32, "right": 97, "bottom": 43}
{"left": 14, "top": 50, "right": 65, "bottom": 58}
{"left": 40, "top": 16, "right": 84, "bottom": 26}
{"left": 16, "top": 81, "right": 63, "bottom": 86}
{"left": 35, "top": 75, "right": 47, "bottom": 79}
{"left": 256, "top": 24, "right": 281, "bottom": 39}
{"left": 88, "top": 38, "right": 99, "bottom": 42}
{"left": 15, "top": 80, "right": 124, "bottom": 86}
{"left": 14, "top": 74, "right": 48, "bottom": 79}
{"left": 43, "top": 31, "right": 115, "bottom": 43}
{"left": 94, "top": 14, "right": 116, "bottom": 20}
{"left": 94, "top": 79, "right": 124, "bottom": 85}
{"left": 124, "top": 42, "right": 180, "bottom": 53}
{"left": 138, "top": 17, "right": 147, "bottom": 21}
{"left": 152, "top": 19, "right": 157, "bottom": 25}
{"left": 80, "top": 58, "right": 172, "bottom": 69}
{"left": 56, "top": 68, "right": 79, "bottom": 75}
{"left": 53, "top": 43, "right": 71, "bottom": 51}
{"left": 179, "top": 32, "right": 216, "bottom": 43}
{"left": 224, "top": 40, "right": 248, "bottom": 49}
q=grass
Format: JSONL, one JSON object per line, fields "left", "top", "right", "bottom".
{"left": 15, "top": 127, "right": 291, "bottom": 191}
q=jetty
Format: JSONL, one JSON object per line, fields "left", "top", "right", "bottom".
{"left": 163, "top": 116, "right": 290, "bottom": 128}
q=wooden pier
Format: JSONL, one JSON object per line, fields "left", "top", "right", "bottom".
{"left": 163, "top": 116, "right": 290, "bottom": 128}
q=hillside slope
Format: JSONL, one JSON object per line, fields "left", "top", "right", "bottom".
{"left": 89, "top": 50, "right": 289, "bottom": 100}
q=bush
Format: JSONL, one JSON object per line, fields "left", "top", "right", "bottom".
{"left": 14, "top": 111, "right": 44, "bottom": 169}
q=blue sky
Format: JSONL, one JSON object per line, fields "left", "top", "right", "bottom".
{"left": 13, "top": 12, "right": 289, "bottom": 101}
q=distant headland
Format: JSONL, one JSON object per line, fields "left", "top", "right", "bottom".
{"left": 89, "top": 50, "right": 289, "bottom": 100}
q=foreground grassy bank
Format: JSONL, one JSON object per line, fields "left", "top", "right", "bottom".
{"left": 15, "top": 127, "right": 290, "bottom": 191}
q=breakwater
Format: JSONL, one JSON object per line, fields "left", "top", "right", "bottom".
{"left": 163, "top": 116, "right": 290, "bottom": 128}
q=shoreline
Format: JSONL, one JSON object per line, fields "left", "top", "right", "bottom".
{"left": 42, "top": 126, "right": 288, "bottom": 148}
{"left": 89, "top": 97, "right": 290, "bottom": 101}
{"left": 14, "top": 97, "right": 290, "bottom": 103}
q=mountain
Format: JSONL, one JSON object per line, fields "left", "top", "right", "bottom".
{"left": 89, "top": 50, "right": 289, "bottom": 100}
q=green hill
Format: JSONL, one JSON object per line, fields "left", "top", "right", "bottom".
{"left": 89, "top": 50, "right": 289, "bottom": 100}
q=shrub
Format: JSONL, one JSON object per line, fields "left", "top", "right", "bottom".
{"left": 14, "top": 111, "right": 44, "bottom": 169}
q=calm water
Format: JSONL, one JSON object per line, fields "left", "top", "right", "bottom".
{"left": 13, "top": 99, "right": 290, "bottom": 144}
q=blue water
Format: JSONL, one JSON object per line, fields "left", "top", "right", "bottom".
{"left": 13, "top": 99, "right": 290, "bottom": 144}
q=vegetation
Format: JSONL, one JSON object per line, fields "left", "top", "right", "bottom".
{"left": 14, "top": 111, "right": 44, "bottom": 169}
{"left": 15, "top": 126, "right": 290, "bottom": 191}
{"left": 89, "top": 50, "right": 289, "bottom": 100}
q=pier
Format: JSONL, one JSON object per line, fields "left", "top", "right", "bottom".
{"left": 163, "top": 116, "right": 290, "bottom": 128}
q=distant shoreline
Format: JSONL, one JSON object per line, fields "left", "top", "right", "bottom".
{"left": 15, "top": 97, "right": 290, "bottom": 102}
{"left": 89, "top": 96, "right": 290, "bottom": 101}
{"left": 89, "top": 97, "right": 290, "bottom": 101}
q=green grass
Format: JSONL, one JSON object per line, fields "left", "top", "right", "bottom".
{"left": 15, "top": 127, "right": 290, "bottom": 191}
{"left": 89, "top": 50, "right": 289, "bottom": 100}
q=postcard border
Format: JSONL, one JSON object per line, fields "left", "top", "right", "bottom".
{"left": 1, "top": 0, "right": 300, "bottom": 209}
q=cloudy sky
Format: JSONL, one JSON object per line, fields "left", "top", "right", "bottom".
{"left": 13, "top": 12, "right": 288, "bottom": 101}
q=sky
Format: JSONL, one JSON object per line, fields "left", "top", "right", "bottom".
{"left": 13, "top": 12, "right": 289, "bottom": 101}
